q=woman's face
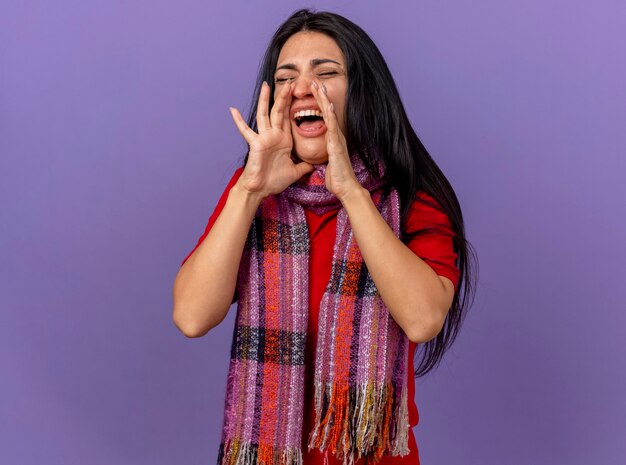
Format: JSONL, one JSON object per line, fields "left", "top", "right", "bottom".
{"left": 274, "top": 31, "right": 348, "bottom": 165}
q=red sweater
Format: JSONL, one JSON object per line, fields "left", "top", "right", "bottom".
{"left": 181, "top": 167, "right": 460, "bottom": 465}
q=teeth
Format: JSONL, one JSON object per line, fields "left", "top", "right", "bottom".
{"left": 294, "top": 110, "right": 323, "bottom": 118}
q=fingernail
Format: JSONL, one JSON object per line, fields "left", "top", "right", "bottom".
{"left": 329, "top": 103, "right": 334, "bottom": 112}
{"left": 312, "top": 81, "right": 319, "bottom": 89}
{"left": 321, "top": 84, "right": 327, "bottom": 94}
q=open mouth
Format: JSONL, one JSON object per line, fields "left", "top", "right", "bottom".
{"left": 294, "top": 109, "right": 324, "bottom": 128}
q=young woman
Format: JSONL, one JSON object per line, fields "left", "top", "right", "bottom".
{"left": 173, "top": 9, "right": 477, "bottom": 465}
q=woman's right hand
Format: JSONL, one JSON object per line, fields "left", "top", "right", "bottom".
{"left": 229, "top": 81, "right": 314, "bottom": 199}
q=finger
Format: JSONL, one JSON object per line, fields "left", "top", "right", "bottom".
{"left": 282, "top": 83, "right": 294, "bottom": 133}
{"left": 311, "top": 80, "right": 340, "bottom": 137}
{"left": 229, "top": 107, "right": 257, "bottom": 144}
{"left": 256, "top": 81, "right": 271, "bottom": 132}
{"left": 294, "top": 160, "right": 315, "bottom": 177}
{"left": 270, "top": 81, "right": 292, "bottom": 129}
{"left": 323, "top": 101, "right": 348, "bottom": 160}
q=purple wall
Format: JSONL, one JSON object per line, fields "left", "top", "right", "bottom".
{"left": 2, "top": 1, "right": 625, "bottom": 464}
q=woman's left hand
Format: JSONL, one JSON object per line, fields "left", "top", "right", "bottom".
{"left": 310, "top": 80, "right": 363, "bottom": 203}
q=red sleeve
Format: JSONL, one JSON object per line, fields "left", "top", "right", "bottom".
{"left": 405, "top": 192, "right": 460, "bottom": 292}
{"left": 180, "top": 167, "right": 245, "bottom": 267}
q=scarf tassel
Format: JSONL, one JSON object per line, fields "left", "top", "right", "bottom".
{"left": 218, "top": 440, "right": 303, "bottom": 465}
{"left": 308, "top": 382, "right": 410, "bottom": 464}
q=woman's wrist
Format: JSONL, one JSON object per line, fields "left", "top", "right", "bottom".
{"left": 229, "top": 180, "right": 266, "bottom": 212}
{"left": 338, "top": 184, "right": 369, "bottom": 208}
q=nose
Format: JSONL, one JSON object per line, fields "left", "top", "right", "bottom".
{"left": 291, "top": 74, "right": 314, "bottom": 99}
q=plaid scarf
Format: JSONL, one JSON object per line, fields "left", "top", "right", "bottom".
{"left": 217, "top": 154, "right": 410, "bottom": 465}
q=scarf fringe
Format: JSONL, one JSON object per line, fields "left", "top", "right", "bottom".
{"left": 218, "top": 440, "right": 303, "bottom": 465}
{"left": 308, "top": 382, "right": 410, "bottom": 465}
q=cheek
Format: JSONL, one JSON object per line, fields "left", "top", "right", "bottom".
{"left": 327, "top": 92, "right": 344, "bottom": 114}
{"left": 334, "top": 102, "right": 347, "bottom": 131}
{"left": 328, "top": 87, "right": 347, "bottom": 124}
{"left": 273, "top": 83, "right": 287, "bottom": 100}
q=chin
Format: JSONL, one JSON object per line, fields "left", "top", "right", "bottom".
{"left": 293, "top": 141, "right": 329, "bottom": 165}
{"left": 293, "top": 151, "right": 329, "bottom": 165}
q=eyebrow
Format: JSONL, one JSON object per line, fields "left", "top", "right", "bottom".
{"left": 275, "top": 58, "right": 342, "bottom": 72}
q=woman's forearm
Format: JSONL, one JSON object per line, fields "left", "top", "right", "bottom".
{"left": 340, "top": 187, "right": 455, "bottom": 344}
{"left": 172, "top": 182, "right": 263, "bottom": 337}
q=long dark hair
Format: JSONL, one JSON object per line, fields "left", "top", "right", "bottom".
{"left": 241, "top": 9, "right": 478, "bottom": 377}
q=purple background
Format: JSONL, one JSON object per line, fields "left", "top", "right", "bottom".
{"left": 2, "top": 1, "right": 625, "bottom": 464}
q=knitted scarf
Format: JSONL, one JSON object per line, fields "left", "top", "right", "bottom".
{"left": 217, "top": 154, "right": 410, "bottom": 465}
